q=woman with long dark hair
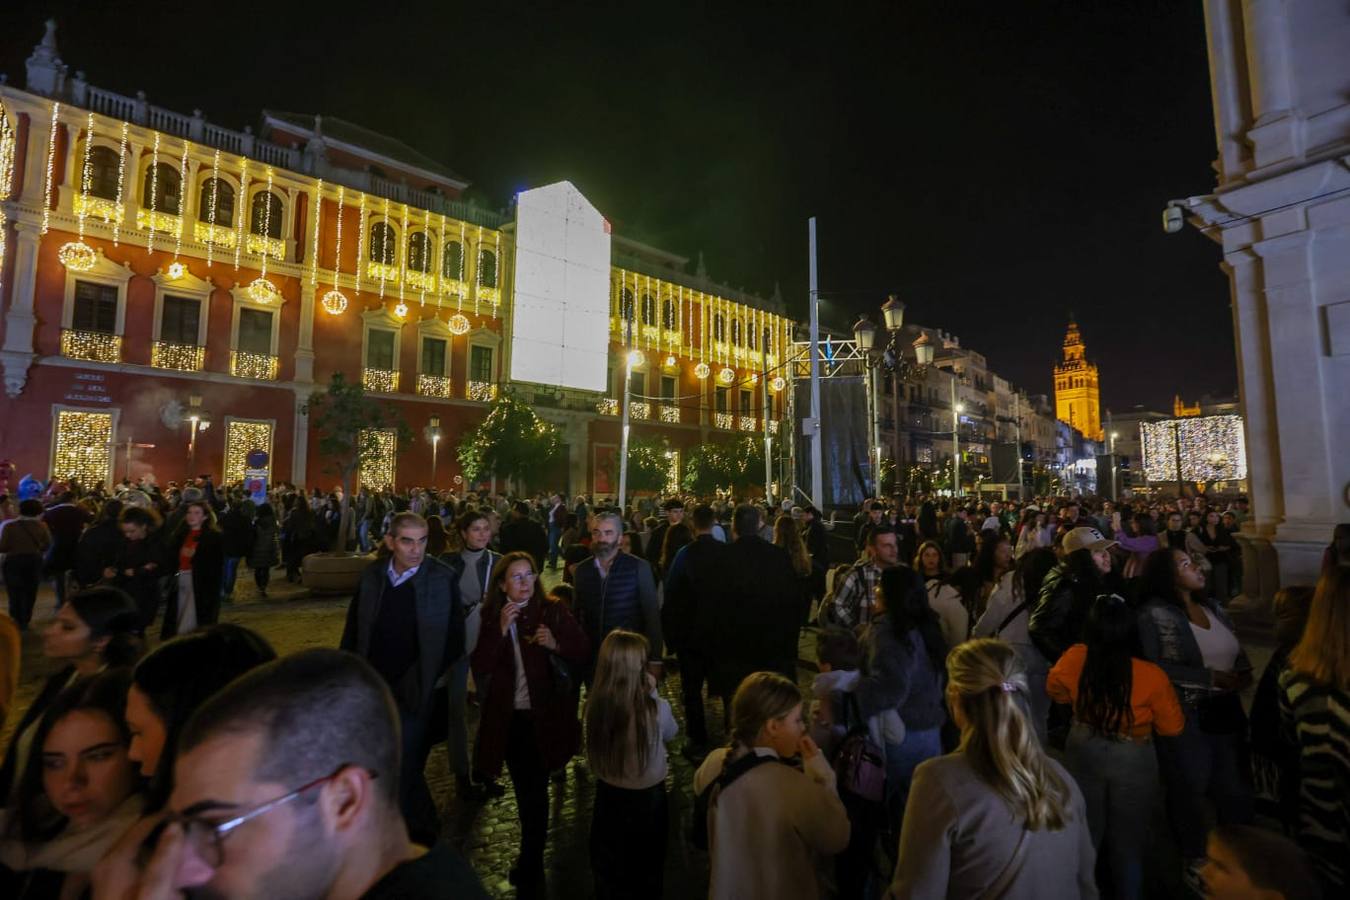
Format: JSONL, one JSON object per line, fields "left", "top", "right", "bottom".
{"left": 854, "top": 565, "right": 948, "bottom": 830}
{"left": 161, "top": 501, "right": 223, "bottom": 639}
{"left": 1137, "top": 547, "right": 1254, "bottom": 893}
{"left": 471, "top": 551, "right": 589, "bottom": 892}
{"left": 1192, "top": 510, "right": 1235, "bottom": 603}
{"left": 0, "top": 588, "right": 143, "bottom": 802}
{"left": 1048, "top": 594, "right": 1184, "bottom": 899}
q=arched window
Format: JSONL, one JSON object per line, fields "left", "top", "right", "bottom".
{"left": 662, "top": 298, "right": 676, "bottom": 330}
{"left": 197, "top": 178, "right": 235, "bottom": 225}
{"left": 86, "top": 146, "right": 120, "bottom": 200}
{"left": 442, "top": 240, "right": 464, "bottom": 280}
{"left": 713, "top": 313, "right": 725, "bottom": 342}
{"left": 762, "top": 326, "right": 773, "bottom": 352}
{"left": 477, "top": 248, "right": 498, "bottom": 288}
{"left": 369, "top": 222, "right": 396, "bottom": 265}
{"left": 249, "top": 191, "right": 284, "bottom": 238}
{"left": 142, "top": 162, "right": 182, "bottom": 214}
{"left": 731, "top": 318, "right": 742, "bottom": 346}
{"left": 641, "top": 293, "right": 656, "bottom": 325}
{"left": 620, "top": 288, "right": 635, "bottom": 322}
{"left": 407, "top": 232, "right": 431, "bottom": 273}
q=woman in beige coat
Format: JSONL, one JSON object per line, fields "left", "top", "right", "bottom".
{"left": 694, "top": 671, "right": 850, "bottom": 900}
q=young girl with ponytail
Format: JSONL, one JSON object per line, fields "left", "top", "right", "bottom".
{"left": 887, "top": 639, "right": 1097, "bottom": 899}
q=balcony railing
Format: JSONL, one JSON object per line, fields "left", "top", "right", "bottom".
{"left": 362, "top": 368, "right": 399, "bottom": 393}
{"left": 366, "top": 260, "right": 399, "bottom": 283}
{"left": 596, "top": 398, "right": 618, "bottom": 416}
{"left": 135, "top": 209, "right": 182, "bottom": 234}
{"left": 230, "top": 350, "right": 278, "bottom": 380}
{"left": 417, "top": 373, "right": 452, "bottom": 398}
{"left": 245, "top": 232, "right": 285, "bottom": 261}
{"left": 739, "top": 415, "right": 757, "bottom": 432}
{"left": 629, "top": 401, "right": 651, "bottom": 420}
{"left": 768, "top": 420, "right": 780, "bottom": 435}
{"left": 151, "top": 341, "right": 204, "bottom": 372}
{"left": 714, "top": 412, "right": 733, "bottom": 430}
{"left": 468, "top": 381, "right": 497, "bottom": 402}
{"left": 659, "top": 405, "right": 680, "bottom": 423}
{"left": 73, "top": 195, "right": 123, "bottom": 223}
{"left": 476, "top": 285, "right": 501, "bottom": 306}
{"left": 193, "top": 221, "right": 236, "bottom": 248}
{"left": 61, "top": 329, "right": 121, "bottom": 363}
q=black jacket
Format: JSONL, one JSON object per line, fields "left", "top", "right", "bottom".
{"left": 1027, "top": 556, "right": 1109, "bottom": 663}
{"left": 162, "top": 527, "right": 225, "bottom": 639}
{"left": 707, "top": 536, "right": 802, "bottom": 695}
{"left": 74, "top": 520, "right": 122, "bottom": 587}
{"left": 219, "top": 507, "right": 256, "bottom": 557}
{"left": 662, "top": 534, "right": 728, "bottom": 655}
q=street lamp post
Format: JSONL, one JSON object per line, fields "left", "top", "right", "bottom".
{"left": 854, "top": 296, "right": 934, "bottom": 501}
{"left": 1109, "top": 430, "right": 1119, "bottom": 499}
{"left": 952, "top": 380, "right": 965, "bottom": 499}
{"left": 852, "top": 315, "right": 879, "bottom": 497}
{"left": 426, "top": 415, "right": 443, "bottom": 486}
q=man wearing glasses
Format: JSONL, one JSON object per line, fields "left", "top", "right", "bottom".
{"left": 339, "top": 511, "right": 463, "bottom": 846}
{"left": 128, "top": 650, "right": 487, "bottom": 898}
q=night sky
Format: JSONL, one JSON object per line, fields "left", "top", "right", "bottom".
{"left": 1, "top": 0, "right": 1237, "bottom": 413}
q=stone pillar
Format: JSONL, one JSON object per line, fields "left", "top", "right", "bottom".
{"left": 1241, "top": 0, "right": 1302, "bottom": 167}
{"left": 1, "top": 220, "right": 42, "bottom": 397}
{"left": 19, "top": 108, "right": 53, "bottom": 202}
{"left": 1222, "top": 250, "right": 1283, "bottom": 534}
{"left": 295, "top": 283, "right": 316, "bottom": 383}
{"left": 291, "top": 386, "right": 312, "bottom": 487}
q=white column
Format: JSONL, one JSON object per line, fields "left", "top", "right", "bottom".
{"left": 1241, "top": 0, "right": 1302, "bottom": 166}
{"left": 19, "top": 106, "right": 54, "bottom": 202}
{"left": 1, "top": 220, "right": 42, "bottom": 397}
{"left": 295, "top": 283, "right": 316, "bottom": 383}
{"left": 291, "top": 386, "right": 311, "bottom": 487}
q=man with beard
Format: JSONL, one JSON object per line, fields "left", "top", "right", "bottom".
{"left": 572, "top": 511, "right": 662, "bottom": 680}
{"left": 128, "top": 650, "right": 488, "bottom": 899}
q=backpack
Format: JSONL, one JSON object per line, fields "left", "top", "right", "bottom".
{"left": 833, "top": 693, "right": 887, "bottom": 806}
{"left": 691, "top": 749, "right": 794, "bottom": 851}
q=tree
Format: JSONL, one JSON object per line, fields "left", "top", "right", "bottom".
{"left": 625, "top": 435, "right": 673, "bottom": 494}
{"left": 456, "top": 391, "right": 560, "bottom": 491}
{"left": 682, "top": 436, "right": 764, "bottom": 494}
{"left": 303, "top": 372, "right": 412, "bottom": 552}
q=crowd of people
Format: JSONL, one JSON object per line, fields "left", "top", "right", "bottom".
{"left": 0, "top": 473, "right": 1345, "bottom": 899}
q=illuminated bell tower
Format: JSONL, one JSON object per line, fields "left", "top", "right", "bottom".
{"left": 1053, "top": 320, "right": 1103, "bottom": 441}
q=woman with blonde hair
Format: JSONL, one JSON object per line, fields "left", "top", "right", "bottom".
{"left": 585, "top": 630, "right": 678, "bottom": 899}
{"left": 1279, "top": 564, "right": 1350, "bottom": 889}
{"left": 694, "top": 671, "right": 850, "bottom": 900}
{"left": 887, "top": 639, "right": 1096, "bottom": 899}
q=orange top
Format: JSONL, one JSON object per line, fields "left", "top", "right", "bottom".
{"left": 1047, "top": 643, "right": 1185, "bottom": 739}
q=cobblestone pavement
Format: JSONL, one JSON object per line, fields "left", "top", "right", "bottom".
{"left": 5, "top": 571, "right": 1272, "bottom": 899}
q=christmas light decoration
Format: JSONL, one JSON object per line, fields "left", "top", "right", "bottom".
{"left": 771, "top": 376, "right": 786, "bottom": 392}
{"left": 379, "top": 197, "right": 391, "bottom": 299}
{"left": 205, "top": 148, "right": 220, "bottom": 265}
{"left": 695, "top": 362, "right": 711, "bottom": 380}
{"left": 0, "top": 105, "right": 12, "bottom": 294}
{"left": 355, "top": 192, "right": 366, "bottom": 293}
{"left": 233, "top": 157, "right": 249, "bottom": 270}
{"left": 57, "top": 241, "right": 96, "bottom": 271}
{"left": 719, "top": 366, "right": 735, "bottom": 384}
{"left": 59, "top": 111, "right": 98, "bottom": 271}
{"left": 398, "top": 202, "right": 409, "bottom": 306}
{"left": 1140, "top": 415, "right": 1247, "bottom": 483}
{"left": 52, "top": 409, "right": 113, "bottom": 489}
{"left": 467, "top": 381, "right": 497, "bottom": 402}
{"left": 247, "top": 277, "right": 278, "bottom": 304}
{"left": 151, "top": 340, "right": 204, "bottom": 371}
{"left": 715, "top": 412, "right": 733, "bottom": 430}
{"left": 393, "top": 300, "right": 408, "bottom": 318}
{"left": 628, "top": 349, "right": 645, "bottom": 368}
{"left": 172, "top": 136, "right": 189, "bottom": 265}
{"left": 61, "top": 329, "right": 121, "bottom": 362}
{"left": 630, "top": 401, "right": 651, "bottom": 420}
{"left": 417, "top": 374, "right": 452, "bottom": 398}
{"left": 166, "top": 261, "right": 186, "bottom": 280}
{"left": 112, "top": 121, "right": 128, "bottom": 246}
{"left": 596, "top": 398, "right": 618, "bottom": 415}
{"left": 357, "top": 429, "right": 397, "bottom": 490}
{"left": 146, "top": 131, "right": 161, "bottom": 253}
{"left": 448, "top": 314, "right": 470, "bottom": 335}
{"left": 660, "top": 405, "right": 680, "bottom": 423}
{"left": 255, "top": 168, "right": 276, "bottom": 284}
{"left": 309, "top": 179, "right": 323, "bottom": 286}
{"left": 224, "top": 420, "right": 273, "bottom": 483}
{"left": 362, "top": 368, "right": 398, "bottom": 393}
{"left": 230, "top": 349, "right": 278, "bottom": 380}
{"left": 41, "top": 101, "right": 59, "bottom": 235}
{"left": 665, "top": 355, "right": 676, "bottom": 368}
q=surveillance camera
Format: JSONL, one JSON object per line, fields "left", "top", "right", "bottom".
{"left": 1162, "top": 204, "right": 1185, "bottom": 234}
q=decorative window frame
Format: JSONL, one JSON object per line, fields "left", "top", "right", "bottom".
{"left": 406, "top": 226, "right": 438, "bottom": 276}
{"left": 137, "top": 155, "right": 187, "bottom": 218}
{"left": 228, "top": 282, "right": 286, "bottom": 356}
{"left": 62, "top": 249, "right": 133, "bottom": 335}
{"left": 367, "top": 215, "right": 400, "bottom": 266}
{"left": 474, "top": 241, "right": 499, "bottom": 289}
{"left": 466, "top": 326, "right": 501, "bottom": 383}
{"left": 243, "top": 182, "right": 293, "bottom": 257}
{"left": 71, "top": 134, "right": 125, "bottom": 205}
{"left": 195, "top": 170, "right": 242, "bottom": 228}
{"left": 151, "top": 266, "right": 213, "bottom": 345}
{"left": 362, "top": 307, "right": 403, "bottom": 372}
{"left": 416, "top": 317, "right": 452, "bottom": 377}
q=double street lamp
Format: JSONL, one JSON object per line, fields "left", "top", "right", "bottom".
{"left": 852, "top": 295, "right": 936, "bottom": 498}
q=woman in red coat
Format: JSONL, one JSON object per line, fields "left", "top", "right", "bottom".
{"left": 471, "top": 550, "right": 589, "bottom": 893}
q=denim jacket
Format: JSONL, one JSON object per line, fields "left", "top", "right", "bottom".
{"left": 1136, "top": 597, "right": 1252, "bottom": 710}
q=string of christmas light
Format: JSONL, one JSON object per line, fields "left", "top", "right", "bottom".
{"left": 398, "top": 201, "right": 409, "bottom": 306}
{"left": 57, "top": 110, "right": 97, "bottom": 271}
{"left": 492, "top": 230, "right": 501, "bottom": 312}
{"left": 205, "top": 148, "right": 220, "bottom": 266}
{"left": 258, "top": 168, "right": 274, "bottom": 280}
{"left": 0, "top": 105, "right": 14, "bottom": 295}
{"left": 473, "top": 225, "right": 482, "bottom": 315}
{"left": 355, "top": 191, "right": 366, "bottom": 293}
{"left": 233, "top": 157, "right": 249, "bottom": 269}
{"left": 112, "top": 121, "right": 128, "bottom": 246}
{"left": 378, "top": 196, "right": 391, "bottom": 299}
{"left": 172, "top": 136, "right": 190, "bottom": 268}
{"left": 146, "top": 131, "right": 161, "bottom": 254}
{"left": 309, "top": 178, "right": 323, "bottom": 286}
{"left": 40, "top": 101, "right": 60, "bottom": 235}
{"left": 436, "top": 212, "right": 448, "bottom": 309}
{"left": 457, "top": 220, "right": 466, "bottom": 311}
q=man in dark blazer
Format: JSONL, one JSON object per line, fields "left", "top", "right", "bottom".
{"left": 708, "top": 503, "right": 803, "bottom": 702}
{"left": 341, "top": 511, "right": 462, "bottom": 844}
